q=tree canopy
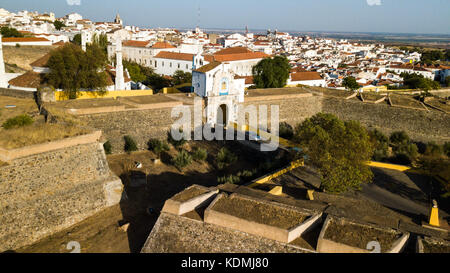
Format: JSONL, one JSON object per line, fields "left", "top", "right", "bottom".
{"left": 45, "top": 43, "right": 108, "bottom": 98}
{"left": 401, "top": 73, "right": 440, "bottom": 91}
{"left": 252, "top": 55, "right": 290, "bottom": 88}
{"left": 172, "top": 70, "right": 192, "bottom": 86}
{"left": 53, "top": 20, "right": 66, "bottom": 31}
{"left": 293, "top": 113, "right": 374, "bottom": 194}
{"left": 0, "top": 27, "right": 23, "bottom": 38}
{"left": 342, "top": 76, "right": 360, "bottom": 91}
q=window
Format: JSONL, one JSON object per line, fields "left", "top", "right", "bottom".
{"left": 186, "top": 64, "right": 188, "bottom": 69}
{"left": 155, "top": 61, "right": 157, "bottom": 68}
{"left": 178, "top": 63, "right": 180, "bottom": 69}
{"left": 162, "top": 62, "right": 164, "bottom": 67}
{"left": 170, "top": 62, "right": 172, "bottom": 68}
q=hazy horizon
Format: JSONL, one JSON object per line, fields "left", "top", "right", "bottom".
{"left": 1, "top": 0, "right": 450, "bottom": 35}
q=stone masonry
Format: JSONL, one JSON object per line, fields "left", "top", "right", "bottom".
{"left": 0, "top": 142, "right": 122, "bottom": 251}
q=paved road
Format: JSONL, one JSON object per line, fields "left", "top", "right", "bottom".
{"left": 357, "top": 167, "right": 449, "bottom": 220}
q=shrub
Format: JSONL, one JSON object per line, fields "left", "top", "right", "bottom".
{"left": 124, "top": 135, "right": 138, "bottom": 153}
{"left": 216, "top": 147, "right": 237, "bottom": 170}
{"left": 103, "top": 141, "right": 112, "bottom": 155}
{"left": 369, "top": 129, "right": 389, "bottom": 161}
{"left": 168, "top": 129, "right": 187, "bottom": 149}
{"left": 279, "top": 122, "right": 294, "bottom": 140}
{"left": 148, "top": 138, "right": 170, "bottom": 158}
{"left": 192, "top": 147, "right": 208, "bottom": 162}
{"left": 390, "top": 153, "right": 413, "bottom": 165}
{"left": 2, "top": 114, "right": 34, "bottom": 129}
{"left": 172, "top": 150, "right": 192, "bottom": 171}
{"left": 393, "top": 143, "right": 418, "bottom": 164}
{"left": 424, "top": 142, "right": 443, "bottom": 157}
{"left": 444, "top": 142, "right": 450, "bottom": 157}
{"left": 390, "top": 131, "right": 410, "bottom": 145}
{"left": 217, "top": 175, "right": 241, "bottom": 184}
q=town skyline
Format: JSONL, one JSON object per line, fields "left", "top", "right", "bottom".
{"left": 1, "top": 0, "right": 450, "bottom": 35}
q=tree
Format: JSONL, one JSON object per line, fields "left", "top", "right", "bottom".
{"left": 369, "top": 129, "right": 389, "bottom": 161}
{"left": 172, "top": 70, "right": 192, "bottom": 86}
{"left": 123, "top": 60, "right": 147, "bottom": 83}
{"left": 45, "top": 43, "right": 108, "bottom": 98}
{"left": 342, "top": 77, "right": 360, "bottom": 91}
{"left": 401, "top": 73, "right": 440, "bottom": 91}
{"left": 53, "top": 20, "right": 66, "bottom": 31}
{"left": 91, "top": 33, "right": 108, "bottom": 54}
{"left": 252, "top": 55, "right": 290, "bottom": 88}
{"left": 389, "top": 131, "right": 418, "bottom": 164}
{"left": 445, "top": 76, "right": 450, "bottom": 87}
{"left": 293, "top": 113, "right": 374, "bottom": 194}
{"left": 0, "top": 27, "right": 24, "bottom": 38}
{"left": 71, "top": 34, "right": 81, "bottom": 46}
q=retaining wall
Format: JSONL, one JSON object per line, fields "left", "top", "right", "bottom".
{"left": 0, "top": 141, "right": 122, "bottom": 251}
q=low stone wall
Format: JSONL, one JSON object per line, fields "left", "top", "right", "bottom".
{"left": 0, "top": 87, "right": 36, "bottom": 99}
{"left": 0, "top": 142, "right": 123, "bottom": 252}
{"left": 81, "top": 106, "right": 194, "bottom": 153}
{"left": 322, "top": 96, "right": 450, "bottom": 144}
{"left": 0, "top": 131, "right": 102, "bottom": 161}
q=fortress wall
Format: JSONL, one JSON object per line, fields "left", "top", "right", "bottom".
{"left": 81, "top": 107, "right": 193, "bottom": 153}
{"left": 0, "top": 142, "right": 122, "bottom": 252}
{"left": 81, "top": 93, "right": 448, "bottom": 154}
{"left": 321, "top": 97, "right": 450, "bottom": 144}
{"left": 243, "top": 95, "right": 323, "bottom": 128}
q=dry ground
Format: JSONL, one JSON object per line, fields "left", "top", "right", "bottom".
{"left": 2, "top": 45, "right": 55, "bottom": 71}
{"left": 15, "top": 141, "right": 275, "bottom": 253}
{"left": 0, "top": 96, "right": 91, "bottom": 149}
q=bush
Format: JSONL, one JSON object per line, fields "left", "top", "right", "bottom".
{"left": 124, "top": 135, "right": 138, "bottom": 153}
{"left": 103, "top": 141, "right": 112, "bottom": 155}
{"left": 172, "top": 150, "right": 192, "bottom": 170}
{"left": 148, "top": 138, "right": 170, "bottom": 158}
{"left": 168, "top": 130, "right": 187, "bottom": 149}
{"left": 216, "top": 147, "right": 237, "bottom": 170}
{"left": 424, "top": 142, "right": 443, "bottom": 157}
{"left": 390, "top": 153, "right": 413, "bottom": 165}
{"left": 192, "top": 147, "right": 208, "bottom": 162}
{"left": 390, "top": 131, "right": 410, "bottom": 145}
{"left": 369, "top": 129, "right": 389, "bottom": 161}
{"left": 393, "top": 143, "right": 418, "bottom": 164}
{"left": 217, "top": 175, "right": 241, "bottom": 184}
{"left": 2, "top": 114, "right": 34, "bottom": 129}
{"left": 279, "top": 122, "right": 294, "bottom": 140}
{"left": 444, "top": 142, "right": 450, "bottom": 157}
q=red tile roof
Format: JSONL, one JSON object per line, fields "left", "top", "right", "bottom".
{"left": 8, "top": 71, "right": 44, "bottom": 88}
{"left": 122, "top": 40, "right": 151, "bottom": 48}
{"left": 151, "top": 41, "right": 176, "bottom": 49}
{"left": 2, "top": 37, "right": 50, "bottom": 43}
{"left": 214, "top": 46, "right": 252, "bottom": 55}
{"left": 154, "top": 51, "right": 194, "bottom": 61}
{"left": 290, "top": 72, "right": 323, "bottom": 82}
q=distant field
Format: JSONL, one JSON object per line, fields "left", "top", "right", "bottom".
{"left": 2, "top": 45, "right": 56, "bottom": 71}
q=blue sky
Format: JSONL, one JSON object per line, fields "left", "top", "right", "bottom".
{"left": 1, "top": 0, "right": 449, "bottom": 34}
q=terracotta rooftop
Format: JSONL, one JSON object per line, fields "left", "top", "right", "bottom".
{"left": 122, "top": 40, "right": 151, "bottom": 48}
{"left": 193, "top": 61, "right": 222, "bottom": 73}
{"left": 290, "top": 72, "right": 323, "bottom": 82}
{"left": 8, "top": 71, "right": 44, "bottom": 88}
{"left": 214, "top": 46, "right": 252, "bottom": 55}
{"left": 151, "top": 41, "right": 176, "bottom": 49}
{"left": 154, "top": 51, "right": 194, "bottom": 61}
{"left": 2, "top": 37, "right": 50, "bottom": 43}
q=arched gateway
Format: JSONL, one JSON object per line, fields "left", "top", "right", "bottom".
{"left": 192, "top": 62, "right": 245, "bottom": 128}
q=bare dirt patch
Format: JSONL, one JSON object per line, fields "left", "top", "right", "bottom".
{"left": 16, "top": 205, "right": 130, "bottom": 253}
{"left": 3, "top": 45, "right": 54, "bottom": 71}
